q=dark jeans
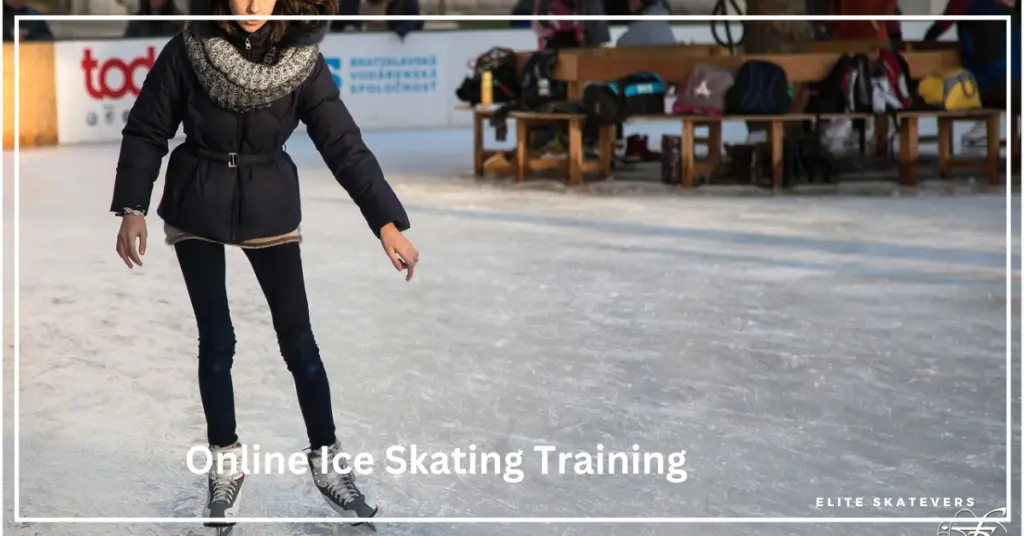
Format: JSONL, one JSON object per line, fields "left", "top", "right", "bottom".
{"left": 175, "top": 239, "right": 337, "bottom": 450}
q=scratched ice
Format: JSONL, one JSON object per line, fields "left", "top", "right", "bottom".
{"left": 2, "top": 122, "right": 1021, "bottom": 536}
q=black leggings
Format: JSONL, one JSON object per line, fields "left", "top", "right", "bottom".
{"left": 175, "top": 240, "right": 336, "bottom": 450}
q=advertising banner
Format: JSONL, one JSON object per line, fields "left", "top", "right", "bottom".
{"left": 318, "top": 32, "right": 447, "bottom": 129}
{"left": 54, "top": 38, "right": 179, "bottom": 145}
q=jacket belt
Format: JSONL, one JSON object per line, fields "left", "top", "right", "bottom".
{"left": 192, "top": 146, "right": 284, "bottom": 168}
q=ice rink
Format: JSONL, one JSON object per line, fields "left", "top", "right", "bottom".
{"left": 2, "top": 121, "right": 1021, "bottom": 536}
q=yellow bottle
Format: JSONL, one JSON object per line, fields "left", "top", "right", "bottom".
{"left": 481, "top": 71, "right": 493, "bottom": 106}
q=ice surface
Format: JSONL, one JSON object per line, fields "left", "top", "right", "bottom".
{"left": 1, "top": 122, "right": 1021, "bottom": 536}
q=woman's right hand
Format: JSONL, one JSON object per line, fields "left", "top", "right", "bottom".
{"left": 116, "top": 213, "right": 148, "bottom": 269}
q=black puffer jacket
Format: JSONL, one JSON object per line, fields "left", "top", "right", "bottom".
{"left": 110, "top": 21, "right": 410, "bottom": 243}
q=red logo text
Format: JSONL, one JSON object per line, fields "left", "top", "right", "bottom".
{"left": 82, "top": 47, "right": 156, "bottom": 100}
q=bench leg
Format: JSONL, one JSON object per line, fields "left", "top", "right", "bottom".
{"left": 681, "top": 120, "right": 696, "bottom": 188}
{"left": 769, "top": 121, "right": 784, "bottom": 189}
{"left": 515, "top": 119, "right": 528, "bottom": 183}
{"left": 874, "top": 115, "right": 889, "bottom": 157}
{"left": 473, "top": 111, "right": 485, "bottom": 176}
{"left": 937, "top": 118, "right": 953, "bottom": 179}
{"left": 899, "top": 116, "right": 920, "bottom": 186}
{"left": 599, "top": 124, "right": 615, "bottom": 178}
{"left": 708, "top": 122, "right": 723, "bottom": 167}
{"left": 568, "top": 118, "right": 584, "bottom": 186}
{"left": 985, "top": 114, "right": 1000, "bottom": 185}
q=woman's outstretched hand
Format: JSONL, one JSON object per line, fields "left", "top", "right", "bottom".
{"left": 380, "top": 223, "right": 418, "bottom": 281}
{"left": 116, "top": 213, "right": 148, "bottom": 269}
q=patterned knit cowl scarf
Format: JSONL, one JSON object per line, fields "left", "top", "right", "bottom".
{"left": 182, "top": 28, "right": 319, "bottom": 112}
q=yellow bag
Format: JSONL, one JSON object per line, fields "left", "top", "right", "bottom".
{"left": 917, "top": 69, "right": 983, "bottom": 111}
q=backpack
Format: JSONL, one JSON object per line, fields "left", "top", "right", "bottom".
{"left": 454, "top": 47, "right": 520, "bottom": 106}
{"left": 876, "top": 49, "right": 913, "bottom": 110}
{"left": 806, "top": 54, "right": 854, "bottom": 115}
{"left": 724, "top": 60, "right": 792, "bottom": 115}
{"left": 917, "top": 69, "right": 983, "bottom": 111}
{"left": 672, "top": 63, "right": 735, "bottom": 116}
{"left": 520, "top": 49, "right": 566, "bottom": 109}
{"left": 843, "top": 53, "right": 874, "bottom": 114}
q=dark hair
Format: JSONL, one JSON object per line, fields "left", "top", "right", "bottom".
{"left": 211, "top": 0, "right": 338, "bottom": 44}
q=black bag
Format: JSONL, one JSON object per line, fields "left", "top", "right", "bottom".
{"left": 783, "top": 134, "right": 834, "bottom": 186}
{"left": 845, "top": 53, "right": 874, "bottom": 114}
{"left": 520, "top": 49, "right": 567, "bottom": 109}
{"left": 455, "top": 47, "right": 520, "bottom": 106}
{"left": 613, "top": 72, "right": 667, "bottom": 115}
{"left": 583, "top": 83, "right": 626, "bottom": 125}
{"left": 806, "top": 54, "right": 853, "bottom": 115}
{"left": 724, "top": 60, "right": 792, "bottom": 115}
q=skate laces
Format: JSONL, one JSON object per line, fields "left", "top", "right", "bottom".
{"left": 323, "top": 469, "right": 362, "bottom": 506}
{"left": 312, "top": 450, "right": 362, "bottom": 506}
{"left": 209, "top": 469, "right": 240, "bottom": 504}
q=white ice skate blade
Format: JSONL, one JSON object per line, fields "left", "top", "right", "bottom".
{"left": 325, "top": 502, "right": 381, "bottom": 532}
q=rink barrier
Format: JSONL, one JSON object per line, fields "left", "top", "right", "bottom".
{"left": 10, "top": 21, "right": 942, "bottom": 147}
{"left": 3, "top": 43, "right": 59, "bottom": 149}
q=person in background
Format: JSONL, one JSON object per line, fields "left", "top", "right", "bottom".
{"left": 510, "top": 0, "right": 533, "bottom": 28}
{"left": 579, "top": 0, "right": 610, "bottom": 47}
{"left": 124, "top": 0, "right": 185, "bottom": 38}
{"left": 533, "top": 0, "right": 584, "bottom": 49}
{"left": 2, "top": 0, "right": 53, "bottom": 41}
{"left": 826, "top": 0, "right": 899, "bottom": 42}
{"left": 330, "top": 0, "right": 361, "bottom": 32}
{"left": 615, "top": 0, "right": 675, "bottom": 47}
{"left": 357, "top": 0, "right": 423, "bottom": 39}
{"left": 924, "top": 0, "right": 1020, "bottom": 147}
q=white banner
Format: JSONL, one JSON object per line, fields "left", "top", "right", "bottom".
{"left": 54, "top": 37, "right": 178, "bottom": 145}
{"left": 52, "top": 23, "right": 941, "bottom": 145}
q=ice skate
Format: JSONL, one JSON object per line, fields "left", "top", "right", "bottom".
{"left": 203, "top": 443, "right": 245, "bottom": 536}
{"left": 961, "top": 121, "right": 987, "bottom": 148}
{"left": 307, "top": 441, "right": 380, "bottom": 531}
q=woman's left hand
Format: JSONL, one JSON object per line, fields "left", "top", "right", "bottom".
{"left": 380, "top": 223, "right": 419, "bottom": 281}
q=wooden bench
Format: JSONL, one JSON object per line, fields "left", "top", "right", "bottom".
{"left": 541, "top": 48, "right": 1004, "bottom": 187}
{"left": 460, "top": 43, "right": 1013, "bottom": 187}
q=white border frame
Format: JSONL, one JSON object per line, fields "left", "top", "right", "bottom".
{"left": 8, "top": 13, "right": 1017, "bottom": 525}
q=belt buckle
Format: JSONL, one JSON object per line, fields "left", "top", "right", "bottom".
{"left": 228, "top": 152, "right": 238, "bottom": 168}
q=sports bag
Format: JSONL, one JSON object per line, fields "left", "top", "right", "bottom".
{"left": 673, "top": 63, "right": 735, "bottom": 116}
{"left": 615, "top": 72, "right": 667, "bottom": 115}
{"left": 876, "top": 49, "right": 913, "bottom": 111}
{"left": 917, "top": 69, "right": 983, "bottom": 111}
{"left": 724, "top": 60, "right": 791, "bottom": 115}
{"left": 454, "top": 47, "right": 520, "bottom": 106}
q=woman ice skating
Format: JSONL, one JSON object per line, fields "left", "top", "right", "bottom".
{"left": 109, "top": 0, "right": 418, "bottom": 529}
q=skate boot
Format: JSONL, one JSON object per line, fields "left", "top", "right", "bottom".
{"left": 307, "top": 440, "right": 380, "bottom": 530}
{"left": 203, "top": 442, "right": 245, "bottom": 535}
{"left": 962, "top": 121, "right": 987, "bottom": 148}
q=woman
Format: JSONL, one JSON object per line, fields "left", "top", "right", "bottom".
{"left": 123, "top": 0, "right": 184, "bottom": 38}
{"left": 109, "top": 0, "right": 419, "bottom": 527}
{"left": 925, "top": 0, "right": 1019, "bottom": 147}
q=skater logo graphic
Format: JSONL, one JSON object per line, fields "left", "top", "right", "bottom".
{"left": 935, "top": 507, "right": 1007, "bottom": 536}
